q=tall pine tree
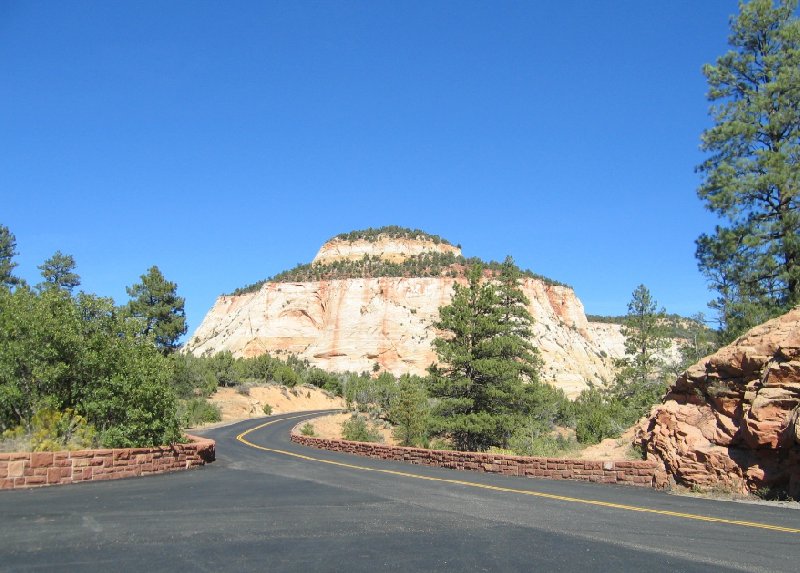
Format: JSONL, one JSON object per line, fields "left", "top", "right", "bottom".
{"left": 37, "top": 251, "right": 81, "bottom": 293}
{"left": 609, "top": 285, "right": 670, "bottom": 417}
{"left": 126, "top": 266, "right": 187, "bottom": 355}
{"left": 696, "top": 0, "right": 800, "bottom": 341}
{"left": 0, "top": 225, "right": 21, "bottom": 290}
{"left": 427, "top": 262, "right": 543, "bottom": 451}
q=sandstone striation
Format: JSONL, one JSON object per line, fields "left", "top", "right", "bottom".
{"left": 186, "top": 276, "right": 622, "bottom": 397}
{"left": 186, "top": 231, "right": 633, "bottom": 397}
{"left": 638, "top": 308, "right": 800, "bottom": 497}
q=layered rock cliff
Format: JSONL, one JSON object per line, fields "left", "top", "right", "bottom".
{"left": 313, "top": 236, "right": 461, "bottom": 265}
{"left": 638, "top": 308, "right": 800, "bottom": 497}
{"left": 186, "top": 231, "right": 626, "bottom": 397}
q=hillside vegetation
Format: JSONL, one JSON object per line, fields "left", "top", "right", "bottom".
{"left": 229, "top": 226, "right": 568, "bottom": 295}
{"left": 587, "top": 313, "right": 712, "bottom": 340}
{"left": 334, "top": 225, "right": 454, "bottom": 245}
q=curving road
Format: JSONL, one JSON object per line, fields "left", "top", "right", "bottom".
{"left": 1, "top": 410, "right": 799, "bottom": 572}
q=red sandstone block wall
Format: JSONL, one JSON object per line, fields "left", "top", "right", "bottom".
{"left": 290, "top": 433, "right": 662, "bottom": 488}
{"left": 0, "top": 435, "right": 215, "bottom": 490}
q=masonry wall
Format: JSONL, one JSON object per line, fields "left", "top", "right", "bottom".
{"left": 0, "top": 435, "right": 215, "bottom": 490}
{"left": 290, "top": 433, "right": 662, "bottom": 488}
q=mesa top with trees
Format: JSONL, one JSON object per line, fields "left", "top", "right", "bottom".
{"left": 229, "top": 226, "right": 568, "bottom": 295}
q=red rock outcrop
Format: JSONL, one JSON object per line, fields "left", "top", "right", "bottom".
{"left": 638, "top": 308, "right": 800, "bottom": 497}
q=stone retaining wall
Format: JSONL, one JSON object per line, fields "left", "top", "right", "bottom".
{"left": 0, "top": 435, "right": 215, "bottom": 490}
{"left": 291, "top": 433, "right": 662, "bottom": 488}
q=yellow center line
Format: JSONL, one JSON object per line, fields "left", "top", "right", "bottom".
{"left": 237, "top": 415, "right": 800, "bottom": 535}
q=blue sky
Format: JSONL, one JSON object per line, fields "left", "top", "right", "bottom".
{"left": 2, "top": 1, "right": 744, "bottom": 336}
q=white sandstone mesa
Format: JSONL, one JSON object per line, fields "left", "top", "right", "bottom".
{"left": 186, "top": 229, "right": 631, "bottom": 397}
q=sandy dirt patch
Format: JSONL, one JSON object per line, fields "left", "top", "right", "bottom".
{"left": 208, "top": 384, "right": 345, "bottom": 422}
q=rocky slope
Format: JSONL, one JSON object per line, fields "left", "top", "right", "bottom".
{"left": 638, "top": 308, "right": 800, "bottom": 497}
{"left": 313, "top": 236, "right": 461, "bottom": 265}
{"left": 186, "top": 231, "right": 626, "bottom": 397}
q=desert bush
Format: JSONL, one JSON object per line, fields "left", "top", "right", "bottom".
{"left": 177, "top": 398, "right": 221, "bottom": 428}
{"left": 262, "top": 403, "right": 273, "bottom": 416}
{"left": 300, "top": 422, "right": 316, "bottom": 436}
{"left": 341, "top": 414, "right": 382, "bottom": 442}
{"left": 1, "top": 407, "right": 97, "bottom": 452}
{"left": 509, "top": 422, "right": 577, "bottom": 458}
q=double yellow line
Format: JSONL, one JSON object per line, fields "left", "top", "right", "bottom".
{"left": 237, "top": 414, "right": 800, "bottom": 535}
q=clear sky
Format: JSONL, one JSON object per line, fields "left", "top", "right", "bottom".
{"left": 2, "top": 1, "right": 746, "bottom": 337}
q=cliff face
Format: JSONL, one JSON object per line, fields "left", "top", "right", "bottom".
{"left": 186, "top": 276, "right": 623, "bottom": 397}
{"left": 312, "top": 236, "right": 461, "bottom": 265}
{"left": 638, "top": 308, "right": 800, "bottom": 497}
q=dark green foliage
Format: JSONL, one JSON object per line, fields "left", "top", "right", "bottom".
{"left": 387, "top": 375, "right": 429, "bottom": 446}
{"left": 273, "top": 365, "right": 301, "bottom": 387}
{"left": 0, "top": 224, "right": 22, "bottom": 289}
{"left": 344, "top": 371, "right": 397, "bottom": 413}
{"left": 341, "top": 413, "right": 382, "bottom": 442}
{"left": 426, "top": 262, "right": 565, "bottom": 452}
{"left": 169, "top": 353, "right": 219, "bottom": 398}
{"left": 615, "top": 285, "right": 670, "bottom": 387}
{"left": 229, "top": 252, "right": 567, "bottom": 295}
{"left": 37, "top": 251, "right": 80, "bottom": 293}
{"left": 571, "top": 286, "right": 673, "bottom": 445}
{"left": 696, "top": 0, "right": 800, "bottom": 341}
{"left": 126, "top": 266, "right": 187, "bottom": 355}
{"left": 572, "top": 388, "right": 628, "bottom": 444}
{"left": 170, "top": 350, "right": 353, "bottom": 400}
{"left": 0, "top": 286, "right": 181, "bottom": 447}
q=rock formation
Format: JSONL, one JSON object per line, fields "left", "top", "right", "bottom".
{"left": 186, "top": 230, "right": 630, "bottom": 397}
{"left": 313, "top": 236, "right": 462, "bottom": 265}
{"left": 638, "top": 308, "right": 800, "bottom": 497}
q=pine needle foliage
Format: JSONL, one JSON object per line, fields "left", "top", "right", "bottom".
{"left": 426, "top": 259, "right": 562, "bottom": 452}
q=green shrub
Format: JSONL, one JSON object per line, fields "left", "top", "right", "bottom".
{"left": 262, "top": 403, "right": 273, "bottom": 416}
{"left": 2, "top": 408, "right": 97, "bottom": 452}
{"left": 509, "top": 425, "right": 577, "bottom": 458}
{"left": 428, "top": 438, "right": 453, "bottom": 451}
{"left": 177, "top": 398, "right": 221, "bottom": 428}
{"left": 273, "top": 365, "right": 300, "bottom": 387}
{"left": 341, "top": 414, "right": 381, "bottom": 442}
{"left": 300, "top": 422, "right": 316, "bottom": 436}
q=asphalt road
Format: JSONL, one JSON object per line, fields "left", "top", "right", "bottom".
{"left": 1, "top": 410, "right": 799, "bottom": 572}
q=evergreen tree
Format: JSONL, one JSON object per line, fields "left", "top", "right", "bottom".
{"left": 696, "top": 0, "right": 800, "bottom": 341}
{"left": 388, "top": 375, "right": 429, "bottom": 447}
{"left": 427, "top": 263, "right": 542, "bottom": 451}
{"left": 37, "top": 251, "right": 81, "bottom": 293}
{"left": 0, "top": 224, "right": 21, "bottom": 289}
{"left": 126, "top": 266, "right": 187, "bottom": 355}
{"left": 608, "top": 285, "right": 670, "bottom": 421}
{"left": 616, "top": 285, "right": 670, "bottom": 386}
